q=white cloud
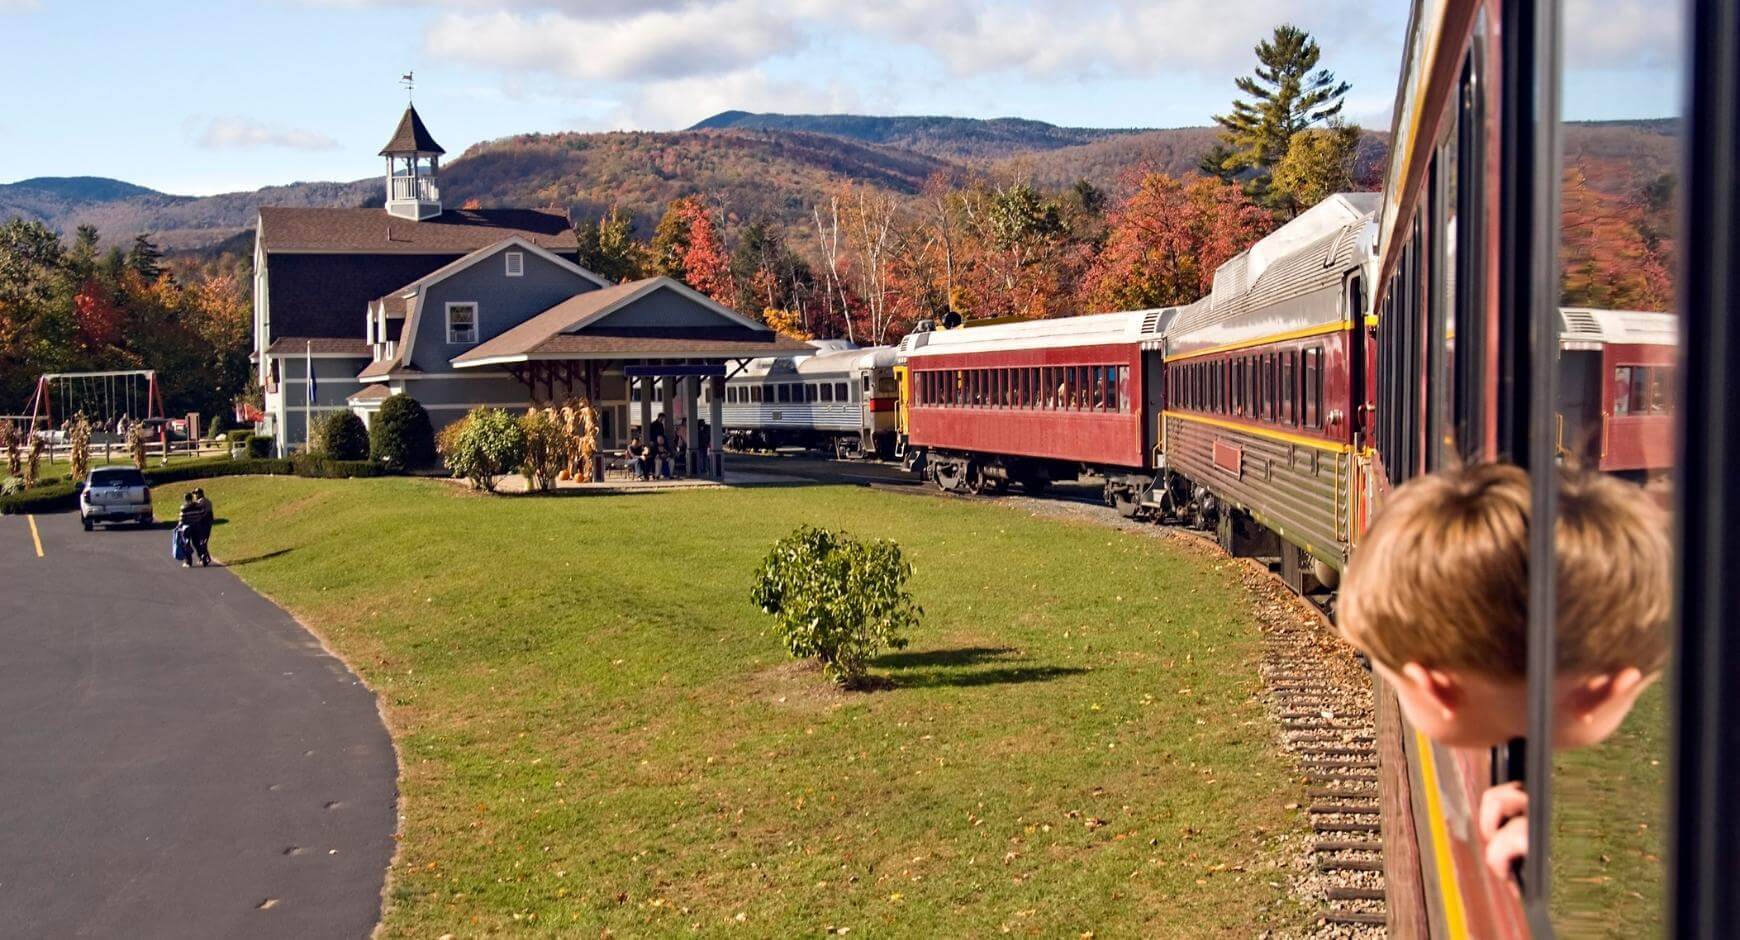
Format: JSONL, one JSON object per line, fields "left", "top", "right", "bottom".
{"left": 191, "top": 117, "right": 340, "bottom": 151}
{"left": 1565, "top": 0, "right": 1682, "bottom": 70}
{"left": 424, "top": 2, "right": 798, "bottom": 81}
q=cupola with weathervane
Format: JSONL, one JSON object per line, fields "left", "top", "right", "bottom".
{"left": 380, "top": 103, "right": 444, "bottom": 221}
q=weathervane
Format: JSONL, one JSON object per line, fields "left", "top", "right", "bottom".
{"left": 400, "top": 70, "right": 414, "bottom": 102}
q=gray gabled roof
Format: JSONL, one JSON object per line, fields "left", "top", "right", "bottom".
{"left": 379, "top": 105, "right": 445, "bottom": 156}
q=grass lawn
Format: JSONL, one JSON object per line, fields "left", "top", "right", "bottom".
{"left": 1551, "top": 682, "right": 1668, "bottom": 937}
{"left": 165, "top": 477, "right": 1307, "bottom": 937}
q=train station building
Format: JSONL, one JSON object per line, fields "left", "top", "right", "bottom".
{"left": 251, "top": 103, "right": 810, "bottom": 476}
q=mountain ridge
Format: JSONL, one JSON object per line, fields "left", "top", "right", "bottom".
{"left": 2, "top": 113, "right": 1679, "bottom": 252}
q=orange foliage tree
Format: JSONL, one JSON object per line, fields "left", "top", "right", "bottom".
{"left": 1078, "top": 173, "right": 1275, "bottom": 313}
{"left": 1560, "top": 167, "right": 1673, "bottom": 311}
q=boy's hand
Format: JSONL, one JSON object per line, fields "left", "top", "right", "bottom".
{"left": 1478, "top": 782, "right": 1529, "bottom": 883}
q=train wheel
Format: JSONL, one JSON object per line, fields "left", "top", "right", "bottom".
{"left": 1216, "top": 512, "right": 1238, "bottom": 556}
{"left": 965, "top": 464, "right": 987, "bottom": 495}
{"left": 1112, "top": 489, "right": 1139, "bottom": 518}
{"left": 985, "top": 476, "right": 1009, "bottom": 495}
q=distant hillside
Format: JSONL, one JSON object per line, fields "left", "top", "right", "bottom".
{"left": 0, "top": 114, "right": 1681, "bottom": 252}
{"left": 689, "top": 111, "right": 1146, "bottom": 160}
{"left": 449, "top": 128, "right": 957, "bottom": 237}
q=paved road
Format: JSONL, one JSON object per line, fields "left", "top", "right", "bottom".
{"left": 0, "top": 511, "right": 396, "bottom": 939}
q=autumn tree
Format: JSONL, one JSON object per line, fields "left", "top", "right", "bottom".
{"left": 1560, "top": 167, "right": 1673, "bottom": 310}
{"left": 1268, "top": 122, "right": 1364, "bottom": 216}
{"left": 953, "top": 181, "right": 1077, "bottom": 319}
{"left": 1209, "top": 25, "right": 1351, "bottom": 205}
{"left": 650, "top": 196, "right": 732, "bottom": 304}
{"left": 1079, "top": 173, "right": 1275, "bottom": 312}
{"left": 574, "top": 207, "right": 647, "bottom": 284}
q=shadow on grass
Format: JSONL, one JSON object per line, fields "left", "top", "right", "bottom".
{"left": 874, "top": 645, "right": 1086, "bottom": 689}
{"left": 223, "top": 547, "right": 293, "bottom": 567}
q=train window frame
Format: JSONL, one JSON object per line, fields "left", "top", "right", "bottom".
{"left": 1304, "top": 348, "right": 1322, "bottom": 428}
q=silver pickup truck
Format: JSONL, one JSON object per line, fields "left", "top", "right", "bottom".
{"left": 79, "top": 466, "right": 154, "bottom": 530}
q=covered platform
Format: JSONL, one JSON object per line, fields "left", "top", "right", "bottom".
{"left": 449, "top": 276, "right": 813, "bottom": 482}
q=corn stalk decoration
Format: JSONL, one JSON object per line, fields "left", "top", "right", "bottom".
{"left": 126, "top": 423, "right": 148, "bottom": 470}
{"left": 556, "top": 397, "right": 601, "bottom": 480}
{"left": 67, "top": 412, "right": 92, "bottom": 481}
{"left": 24, "top": 434, "right": 43, "bottom": 488}
{"left": 0, "top": 420, "right": 20, "bottom": 480}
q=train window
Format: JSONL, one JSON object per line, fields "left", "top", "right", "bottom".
{"left": 822, "top": 382, "right": 834, "bottom": 403}
{"left": 804, "top": 383, "right": 816, "bottom": 403}
{"left": 1303, "top": 348, "right": 1322, "bottom": 428}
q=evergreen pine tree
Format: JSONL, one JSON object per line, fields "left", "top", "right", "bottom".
{"left": 126, "top": 233, "right": 164, "bottom": 280}
{"left": 1211, "top": 25, "right": 1351, "bottom": 202}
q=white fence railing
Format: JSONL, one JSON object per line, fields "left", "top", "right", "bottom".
{"left": 389, "top": 175, "right": 439, "bottom": 202}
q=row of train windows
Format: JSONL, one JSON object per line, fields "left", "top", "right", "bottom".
{"left": 913, "top": 365, "right": 1132, "bottom": 413}
{"left": 1168, "top": 346, "right": 1327, "bottom": 429}
{"left": 1613, "top": 365, "right": 1676, "bottom": 416}
{"left": 724, "top": 381, "right": 852, "bottom": 405}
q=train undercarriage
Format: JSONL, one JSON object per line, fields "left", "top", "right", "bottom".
{"left": 726, "top": 427, "right": 896, "bottom": 461}
{"left": 912, "top": 447, "right": 1340, "bottom": 597}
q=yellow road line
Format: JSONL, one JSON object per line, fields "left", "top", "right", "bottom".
{"left": 1414, "top": 729, "right": 1470, "bottom": 939}
{"left": 26, "top": 514, "right": 43, "bottom": 558}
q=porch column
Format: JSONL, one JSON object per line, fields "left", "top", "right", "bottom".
{"left": 685, "top": 376, "right": 700, "bottom": 479}
{"left": 661, "top": 376, "right": 676, "bottom": 474}
{"left": 709, "top": 374, "right": 724, "bottom": 478}
{"left": 588, "top": 363, "right": 604, "bottom": 483}
{"left": 637, "top": 376, "right": 652, "bottom": 440}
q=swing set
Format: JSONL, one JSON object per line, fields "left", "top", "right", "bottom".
{"left": 20, "top": 370, "right": 166, "bottom": 439}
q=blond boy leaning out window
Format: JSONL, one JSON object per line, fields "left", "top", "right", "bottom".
{"left": 1337, "top": 463, "right": 1670, "bottom": 881}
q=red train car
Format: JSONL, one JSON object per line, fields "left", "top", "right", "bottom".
{"left": 1557, "top": 307, "right": 1677, "bottom": 475}
{"left": 899, "top": 310, "right": 1169, "bottom": 504}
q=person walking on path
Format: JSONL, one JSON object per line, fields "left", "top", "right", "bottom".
{"left": 189, "top": 488, "right": 213, "bottom": 566}
{"left": 177, "top": 491, "right": 212, "bottom": 568}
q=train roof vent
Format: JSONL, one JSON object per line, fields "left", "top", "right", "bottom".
{"left": 1561, "top": 309, "right": 1603, "bottom": 335}
{"left": 1141, "top": 308, "right": 1168, "bottom": 334}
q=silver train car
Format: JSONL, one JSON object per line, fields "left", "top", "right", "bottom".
{"left": 723, "top": 342, "right": 900, "bottom": 459}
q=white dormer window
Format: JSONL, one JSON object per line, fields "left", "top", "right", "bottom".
{"left": 447, "top": 302, "right": 478, "bottom": 344}
{"left": 505, "top": 251, "right": 524, "bottom": 277}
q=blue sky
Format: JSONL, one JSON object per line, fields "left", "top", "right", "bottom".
{"left": 0, "top": 0, "right": 1683, "bottom": 196}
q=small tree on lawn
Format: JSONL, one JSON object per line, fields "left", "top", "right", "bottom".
{"left": 125, "top": 423, "right": 148, "bottom": 470}
{"left": 314, "top": 410, "right": 370, "bottom": 461}
{"left": 443, "top": 407, "right": 527, "bottom": 492}
{"left": 750, "top": 525, "right": 920, "bottom": 688}
{"left": 67, "top": 412, "right": 92, "bottom": 480}
{"left": 370, "top": 394, "right": 436, "bottom": 470}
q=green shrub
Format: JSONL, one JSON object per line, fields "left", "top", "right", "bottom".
{"left": 443, "top": 408, "right": 527, "bottom": 493}
{"left": 292, "top": 455, "right": 391, "bottom": 479}
{"left": 750, "top": 525, "right": 921, "bottom": 688}
{"left": 146, "top": 457, "right": 293, "bottom": 485}
{"left": 226, "top": 429, "right": 255, "bottom": 445}
{"left": 208, "top": 412, "right": 230, "bottom": 439}
{"left": 370, "top": 394, "right": 437, "bottom": 470}
{"left": 247, "top": 435, "right": 275, "bottom": 459}
{"left": 0, "top": 480, "right": 79, "bottom": 514}
{"left": 312, "top": 410, "right": 370, "bottom": 461}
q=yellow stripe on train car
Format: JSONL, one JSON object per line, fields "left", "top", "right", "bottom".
{"left": 1162, "top": 410, "right": 1355, "bottom": 455}
{"left": 1415, "top": 729, "right": 1471, "bottom": 939}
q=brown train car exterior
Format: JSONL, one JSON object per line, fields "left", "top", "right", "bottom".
{"left": 1156, "top": 193, "right": 1375, "bottom": 584}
